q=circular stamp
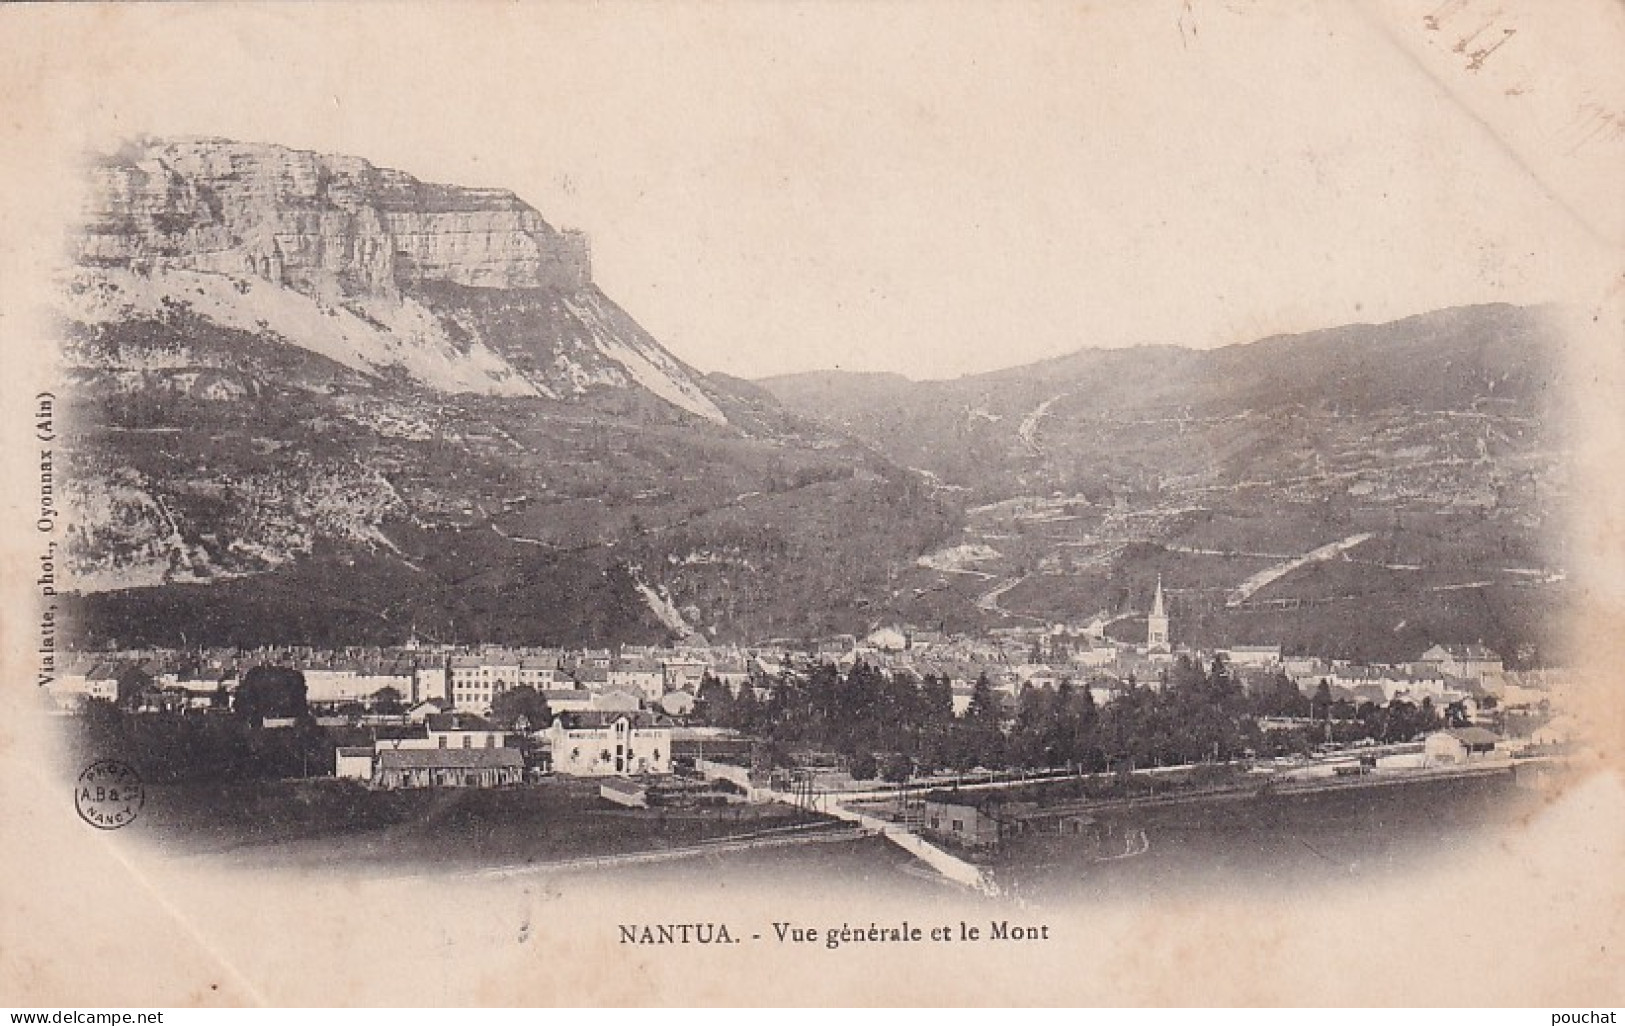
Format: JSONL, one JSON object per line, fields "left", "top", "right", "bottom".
{"left": 75, "top": 759, "right": 145, "bottom": 830}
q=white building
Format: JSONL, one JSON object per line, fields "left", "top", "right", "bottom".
{"left": 662, "top": 658, "right": 708, "bottom": 693}
{"left": 303, "top": 659, "right": 414, "bottom": 705}
{"left": 547, "top": 712, "right": 672, "bottom": 777}
{"left": 1423, "top": 727, "right": 1505, "bottom": 767}
{"left": 1221, "top": 645, "right": 1282, "bottom": 668}
{"left": 335, "top": 746, "right": 374, "bottom": 780}
{"left": 608, "top": 659, "right": 666, "bottom": 703}
{"left": 413, "top": 663, "right": 448, "bottom": 704}
{"left": 1420, "top": 645, "right": 1505, "bottom": 693}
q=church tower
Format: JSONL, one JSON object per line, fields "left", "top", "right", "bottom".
{"left": 1147, "top": 575, "right": 1170, "bottom": 652}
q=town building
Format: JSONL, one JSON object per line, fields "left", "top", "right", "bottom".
{"left": 608, "top": 658, "right": 666, "bottom": 703}
{"left": 1221, "top": 645, "right": 1282, "bottom": 668}
{"left": 1420, "top": 645, "right": 1506, "bottom": 693}
{"left": 547, "top": 712, "right": 672, "bottom": 777}
{"left": 662, "top": 658, "right": 708, "bottom": 693}
{"left": 920, "top": 792, "right": 1029, "bottom": 851}
{"left": 334, "top": 746, "right": 374, "bottom": 780}
{"left": 302, "top": 658, "right": 414, "bottom": 705}
{"left": 1423, "top": 727, "right": 1505, "bottom": 767}
{"left": 374, "top": 747, "right": 524, "bottom": 789}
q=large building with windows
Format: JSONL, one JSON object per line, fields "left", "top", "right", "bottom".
{"left": 546, "top": 712, "right": 672, "bottom": 777}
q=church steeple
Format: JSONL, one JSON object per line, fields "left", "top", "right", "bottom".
{"left": 1147, "top": 575, "right": 1169, "bottom": 652}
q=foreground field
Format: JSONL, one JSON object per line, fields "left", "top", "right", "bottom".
{"left": 993, "top": 770, "right": 1543, "bottom": 901}
{"left": 129, "top": 777, "right": 833, "bottom": 872}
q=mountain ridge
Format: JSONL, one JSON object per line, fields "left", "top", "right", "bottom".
{"left": 54, "top": 136, "right": 1570, "bottom": 661}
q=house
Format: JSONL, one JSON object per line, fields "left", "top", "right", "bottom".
{"left": 864, "top": 626, "right": 908, "bottom": 651}
{"left": 542, "top": 688, "right": 595, "bottom": 714}
{"left": 303, "top": 658, "right": 414, "bottom": 705}
{"left": 547, "top": 712, "right": 672, "bottom": 777}
{"left": 448, "top": 655, "right": 521, "bottom": 712}
{"left": 413, "top": 662, "right": 448, "bottom": 703}
{"left": 1071, "top": 644, "right": 1118, "bottom": 669}
{"left": 517, "top": 657, "right": 558, "bottom": 689}
{"left": 593, "top": 690, "right": 642, "bottom": 714}
{"left": 1222, "top": 645, "right": 1282, "bottom": 668}
{"left": 335, "top": 746, "right": 374, "bottom": 780}
{"left": 372, "top": 724, "right": 431, "bottom": 751}
{"left": 920, "top": 792, "right": 1026, "bottom": 850}
{"left": 608, "top": 659, "right": 666, "bottom": 703}
{"left": 425, "top": 712, "right": 507, "bottom": 750}
{"left": 1014, "top": 664, "right": 1062, "bottom": 691}
{"left": 1423, "top": 727, "right": 1505, "bottom": 767}
{"left": 167, "top": 675, "right": 231, "bottom": 711}
{"left": 406, "top": 698, "right": 447, "bottom": 723}
{"left": 709, "top": 659, "right": 753, "bottom": 695}
{"left": 371, "top": 713, "right": 506, "bottom": 752}
{"left": 374, "top": 747, "right": 524, "bottom": 789}
{"left": 661, "top": 658, "right": 708, "bottom": 693}
{"left": 1419, "top": 645, "right": 1505, "bottom": 692}
{"left": 50, "top": 660, "right": 122, "bottom": 710}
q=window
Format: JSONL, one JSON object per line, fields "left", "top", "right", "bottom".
{"left": 438, "top": 736, "right": 447, "bottom": 749}
{"left": 952, "top": 819, "right": 963, "bottom": 833}
{"left": 462, "top": 735, "right": 472, "bottom": 749}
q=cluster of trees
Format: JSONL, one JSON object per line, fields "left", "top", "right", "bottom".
{"left": 696, "top": 662, "right": 957, "bottom": 781}
{"left": 694, "top": 656, "right": 1466, "bottom": 780}
{"left": 490, "top": 685, "right": 553, "bottom": 730}
{"left": 1299, "top": 679, "right": 1451, "bottom": 745}
{"left": 73, "top": 699, "right": 335, "bottom": 783}
{"left": 233, "top": 666, "right": 308, "bottom": 721}
{"left": 694, "top": 656, "right": 1275, "bottom": 780}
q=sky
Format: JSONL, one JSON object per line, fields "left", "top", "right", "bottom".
{"left": 6, "top": 0, "right": 1621, "bottom": 380}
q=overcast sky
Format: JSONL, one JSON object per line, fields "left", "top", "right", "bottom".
{"left": 14, "top": 0, "right": 1622, "bottom": 380}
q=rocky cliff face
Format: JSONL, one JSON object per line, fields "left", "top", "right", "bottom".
{"left": 69, "top": 137, "right": 726, "bottom": 420}
{"left": 80, "top": 137, "right": 591, "bottom": 295}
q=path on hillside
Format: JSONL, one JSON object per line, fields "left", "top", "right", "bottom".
{"left": 976, "top": 573, "right": 1039, "bottom": 619}
{"left": 1017, "top": 393, "right": 1067, "bottom": 454}
{"left": 1225, "top": 532, "right": 1373, "bottom": 607}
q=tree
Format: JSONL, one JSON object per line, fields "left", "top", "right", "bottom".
{"left": 848, "top": 750, "right": 879, "bottom": 781}
{"left": 694, "top": 673, "right": 735, "bottom": 725}
{"left": 233, "top": 666, "right": 308, "bottom": 723}
{"left": 956, "top": 673, "right": 1006, "bottom": 769}
{"left": 116, "top": 665, "right": 153, "bottom": 712}
{"left": 1253, "top": 671, "right": 1309, "bottom": 718}
{"left": 1444, "top": 700, "right": 1470, "bottom": 728}
{"left": 1310, "top": 680, "right": 1334, "bottom": 721}
{"left": 879, "top": 752, "right": 913, "bottom": 783}
{"left": 491, "top": 685, "right": 552, "bottom": 730}
{"left": 371, "top": 686, "right": 405, "bottom": 716}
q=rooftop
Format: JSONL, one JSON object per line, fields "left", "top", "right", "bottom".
{"left": 377, "top": 748, "right": 523, "bottom": 770}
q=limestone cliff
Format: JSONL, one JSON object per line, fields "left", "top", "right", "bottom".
{"left": 70, "top": 137, "right": 726, "bottom": 423}
{"left": 79, "top": 137, "right": 591, "bottom": 294}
